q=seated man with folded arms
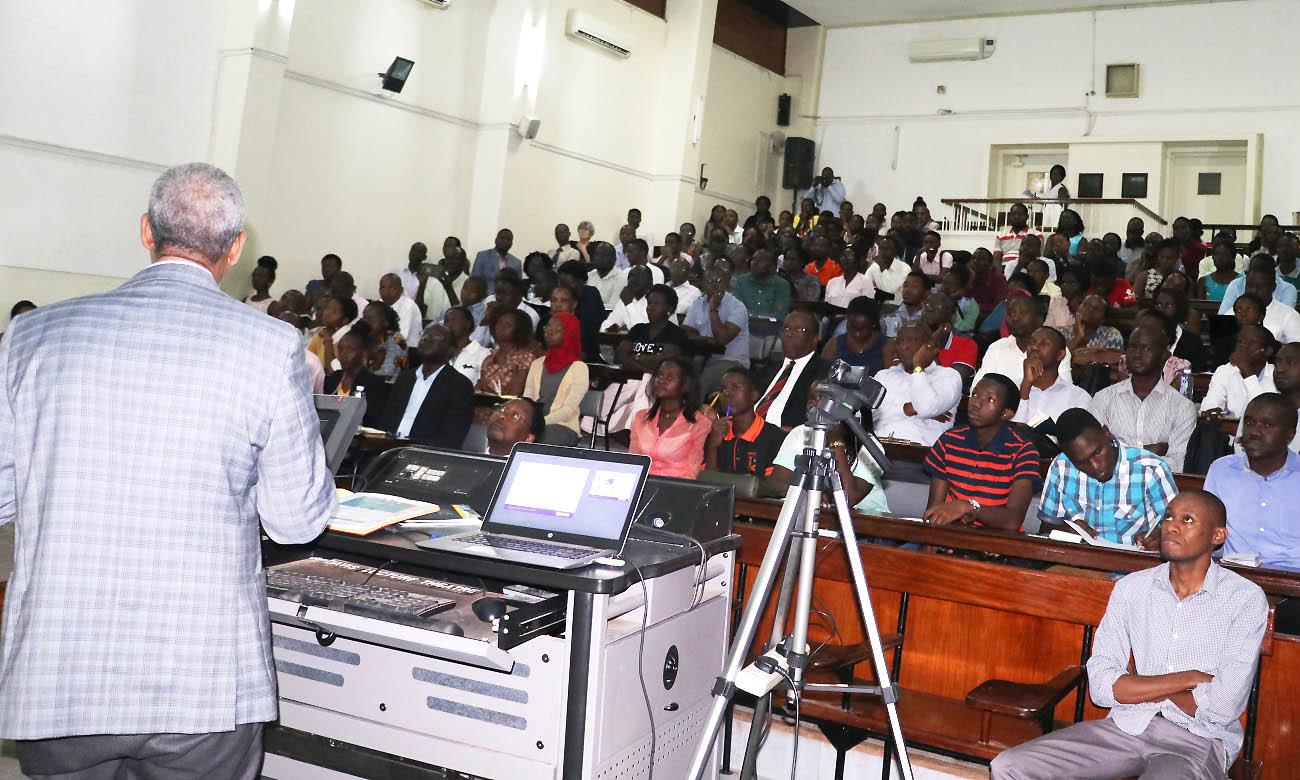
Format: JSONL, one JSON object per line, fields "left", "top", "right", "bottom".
{"left": 1012, "top": 326, "right": 1093, "bottom": 435}
{"left": 704, "top": 368, "right": 786, "bottom": 477}
{"left": 683, "top": 268, "right": 751, "bottom": 396}
{"left": 1092, "top": 320, "right": 1197, "bottom": 472}
{"left": 922, "top": 374, "right": 1042, "bottom": 530}
{"left": 992, "top": 489, "right": 1269, "bottom": 780}
{"left": 871, "top": 322, "right": 962, "bottom": 446}
{"left": 1039, "top": 408, "right": 1176, "bottom": 547}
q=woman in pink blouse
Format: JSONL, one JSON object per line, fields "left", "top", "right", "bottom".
{"left": 629, "top": 356, "right": 716, "bottom": 478}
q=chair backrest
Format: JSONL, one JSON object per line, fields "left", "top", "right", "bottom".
{"left": 578, "top": 389, "right": 603, "bottom": 418}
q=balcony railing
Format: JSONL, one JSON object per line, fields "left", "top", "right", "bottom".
{"left": 939, "top": 198, "right": 1167, "bottom": 238}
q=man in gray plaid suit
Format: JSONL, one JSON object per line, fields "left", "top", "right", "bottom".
{"left": 0, "top": 163, "right": 336, "bottom": 778}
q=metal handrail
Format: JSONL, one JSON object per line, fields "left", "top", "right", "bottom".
{"left": 940, "top": 197, "right": 1167, "bottom": 226}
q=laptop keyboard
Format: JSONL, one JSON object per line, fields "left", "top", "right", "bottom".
{"left": 266, "top": 570, "right": 455, "bottom": 618}
{"left": 460, "top": 533, "right": 597, "bottom": 560}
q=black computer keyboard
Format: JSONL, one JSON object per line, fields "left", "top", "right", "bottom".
{"left": 459, "top": 533, "right": 596, "bottom": 560}
{"left": 266, "top": 570, "right": 456, "bottom": 620}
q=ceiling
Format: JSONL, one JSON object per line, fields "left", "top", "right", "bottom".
{"left": 782, "top": 0, "right": 1220, "bottom": 27}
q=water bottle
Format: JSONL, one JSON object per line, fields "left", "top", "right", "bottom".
{"left": 354, "top": 384, "right": 366, "bottom": 401}
{"left": 1176, "top": 369, "right": 1192, "bottom": 399}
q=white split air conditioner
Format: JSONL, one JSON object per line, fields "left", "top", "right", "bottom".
{"left": 419, "top": 0, "right": 450, "bottom": 8}
{"left": 907, "top": 37, "right": 994, "bottom": 63}
{"left": 565, "top": 10, "right": 633, "bottom": 58}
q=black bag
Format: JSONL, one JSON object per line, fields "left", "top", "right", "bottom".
{"left": 1181, "top": 417, "right": 1232, "bottom": 474}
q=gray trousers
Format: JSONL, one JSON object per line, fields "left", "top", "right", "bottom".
{"left": 990, "top": 715, "right": 1225, "bottom": 780}
{"left": 18, "top": 722, "right": 263, "bottom": 780}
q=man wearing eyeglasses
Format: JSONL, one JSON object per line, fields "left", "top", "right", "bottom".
{"left": 754, "top": 310, "right": 830, "bottom": 430}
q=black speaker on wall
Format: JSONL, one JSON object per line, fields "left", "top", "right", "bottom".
{"left": 782, "top": 137, "right": 815, "bottom": 191}
{"left": 777, "top": 93, "right": 791, "bottom": 126}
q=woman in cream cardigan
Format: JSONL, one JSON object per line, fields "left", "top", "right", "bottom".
{"left": 524, "top": 311, "right": 589, "bottom": 446}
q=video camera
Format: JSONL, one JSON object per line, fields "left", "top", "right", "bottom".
{"left": 807, "top": 359, "right": 893, "bottom": 473}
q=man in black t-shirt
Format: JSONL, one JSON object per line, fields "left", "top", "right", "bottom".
{"left": 617, "top": 285, "right": 690, "bottom": 375}
{"left": 705, "top": 368, "right": 785, "bottom": 477}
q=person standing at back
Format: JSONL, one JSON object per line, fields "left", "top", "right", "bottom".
{"left": 0, "top": 163, "right": 335, "bottom": 778}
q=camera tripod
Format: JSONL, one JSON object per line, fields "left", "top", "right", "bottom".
{"left": 684, "top": 392, "right": 915, "bottom": 780}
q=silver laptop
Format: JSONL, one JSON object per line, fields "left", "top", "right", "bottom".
{"left": 417, "top": 443, "right": 651, "bottom": 569}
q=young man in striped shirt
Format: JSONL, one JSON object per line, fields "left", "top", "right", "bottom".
{"left": 922, "top": 374, "right": 1042, "bottom": 530}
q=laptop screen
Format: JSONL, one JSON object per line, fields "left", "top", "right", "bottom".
{"left": 484, "top": 444, "right": 651, "bottom": 546}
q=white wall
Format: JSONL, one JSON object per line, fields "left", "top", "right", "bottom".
{"left": 814, "top": 0, "right": 1299, "bottom": 230}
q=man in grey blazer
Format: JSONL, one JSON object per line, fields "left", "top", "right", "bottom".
{"left": 0, "top": 163, "right": 336, "bottom": 778}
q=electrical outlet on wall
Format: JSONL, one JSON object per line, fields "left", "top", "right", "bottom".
{"left": 936, "top": 85, "right": 946, "bottom": 94}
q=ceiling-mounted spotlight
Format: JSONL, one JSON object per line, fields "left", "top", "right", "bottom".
{"left": 379, "top": 57, "right": 414, "bottom": 93}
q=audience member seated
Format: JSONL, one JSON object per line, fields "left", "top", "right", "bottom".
{"left": 864, "top": 234, "right": 910, "bottom": 300}
{"left": 377, "top": 272, "right": 423, "bottom": 346}
{"left": 914, "top": 230, "right": 953, "bottom": 279}
{"left": 424, "top": 240, "right": 471, "bottom": 322}
{"left": 329, "top": 271, "right": 370, "bottom": 321}
{"left": 472, "top": 273, "right": 539, "bottom": 347}
{"left": 1151, "top": 288, "right": 1208, "bottom": 372}
{"left": 305, "top": 252, "right": 341, "bottom": 301}
{"left": 1088, "top": 260, "right": 1138, "bottom": 308}
{"left": 557, "top": 260, "right": 606, "bottom": 360}
{"left": 744, "top": 195, "right": 773, "bottom": 231}
{"left": 624, "top": 238, "right": 663, "bottom": 284}
{"left": 1045, "top": 266, "right": 1085, "bottom": 330}
{"left": 991, "top": 491, "right": 1267, "bottom": 780}
{"left": 361, "top": 302, "right": 409, "bottom": 382}
{"left": 940, "top": 265, "right": 979, "bottom": 334}
{"left": 606, "top": 285, "right": 689, "bottom": 431}
{"left": 1201, "top": 324, "right": 1276, "bottom": 419}
{"left": 323, "top": 321, "right": 389, "bottom": 428}
{"left": 1067, "top": 293, "right": 1125, "bottom": 377}
{"left": 603, "top": 266, "right": 653, "bottom": 333}
{"left": 967, "top": 247, "right": 1008, "bottom": 317}
{"left": 922, "top": 374, "right": 1041, "bottom": 530}
{"left": 1091, "top": 321, "right": 1196, "bottom": 472}
{"left": 780, "top": 245, "right": 822, "bottom": 302}
{"left": 484, "top": 398, "right": 546, "bottom": 457}
{"left": 630, "top": 356, "right": 715, "bottom": 478}
{"left": 1119, "top": 221, "right": 1149, "bottom": 279}
{"left": 825, "top": 244, "right": 874, "bottom": 309}
{"left": 243, "top": 256, "right": 276, "bottom": 313}
{"left": 1271, "top": 342, "right": 1300, "bottom": 451}
{"left": 803, "top": 235, "right": 841, "bottom": 286}
{"left": 1275, "top": 232, "right": 1300, "bottom": 290}
{"left": 584, "top": 241, "right": 627, "bottom": 309}
{"left": 455, "top": 276, "right": 488, "bottom": 327}
{"left": 993, "top": 202, "right": 1038, "bottom": 270}
{"left": 1008, "top": 233, "right": 1053, "bottom": 288}
{"left": 388, "top": 242, "right": 429, "bottom": 315}
{"left": 821, "top": 296, "right": 885, "bottom": 374}
{"left": 704, "top": 368, "right": 785, "bottom": 477}
{"left": 1012, "top": 326, "right": 1092, "bottom": 436}
{"left": 1206, "top": 393, "right": 1300, "bottom": 574}
{"left": 1135, "top": 238, "right": 1182, "bottom": 300}
{"left": 755, "top": 311, "right": 828, "bottom": 430}
{"left": 444, "top": 306, "right": 490, "bottom": 386}
{"left": 380, "top": 324, "right": 474, "bottom": 447}
{"left": 523, "top": 312, "right": 588, "bottom": 446}
{"left": 978, "top": 275, "right": 1033, "bottom": 339}
{"left": 1218, "top": 254, "right": 1298, "bottom": 313}
{"left": 525, "top": 262, "right": 557, "bottom": 307}
{"left": 872, "top": 323, "right": 961, "bottom": 446}
{"left": 1244, "top": 265, "right": 1300, "bottom": 344}
{"left": 918, "top": 291, "right": 977, "bottom": 384}
{"left": 974, "top": 294, "right": 1072, "bottom": 388}
{"left": 474, "top": 309, "right": 543, "bottom": 409}
{"left": 699, "top": 229, "right": 732, "bottom": 271}
{"left": 767, "top": 383, "right": 890, "bottom": 515}
{"left": 668, "top": 258, "right": 701, "bottom": 318}
{"left": 731, "top": 249, "right": 792, "bottom": 323}
{"left": 306, "top": 295, "right": 356, "bottom": 371}
{"left": 1196, "top": 237, "right": 1243, "bottom": 302}
{"left": 1038, "top": 409, "right": 1175, "bottom": 546}
{"left": 881, "top": 272, "right": 929, "bottom": 338}
{"left": 683, "top": 268, "right": 751, "bottom": 395}
{"left": 470, "top": 229, "right": 521, "bottom": 293}
{"left": 551, "top": 223, "right": 581, "bottom": 266}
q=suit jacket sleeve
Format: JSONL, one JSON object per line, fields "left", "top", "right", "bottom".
{"left": 380, "top": 372, "right": 414, "bottom": 434}
{"left": 255, "top": 333, "right": 336, "bottom": 544}
{"left": 426, "top": 369, "right": 474, "bottom": 448}
{"left": 781, "top": 357, "right": 829, "bottom": 428}
{"left": 0, "top": 337, "right": 14, "bottom": 527}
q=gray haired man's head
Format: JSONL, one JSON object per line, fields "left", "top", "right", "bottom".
{"left": 145, "top": 163, "right": 246, "bottom": 270}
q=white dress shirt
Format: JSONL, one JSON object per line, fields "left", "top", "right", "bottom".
{"left": 864, "top": 260, "right": 911, "bottom": 297}
{"left": 1092, "top": 378, "right": 1198, "bottom": 473}
{"left": 1012, "top": 375, "right": 1093, "bottom": 430}
{"left": 397, "top": 365, "right": 444, "bottom": 439}
{"left": 389, "top": 266, "right": 421, "bottom": 302}
{"left": 635, "top": 227, "right": 654, "bottom": 250}
{"left": 672, "top": 281, "right": 702, "bottom": 318}
{"left": 389, "top": 295, "right": 424, "bottom": 345}
{"left": 1262, "top": 298, "right": 1300, "bottom": 344}
{"left": 825, "top": 273, "right": 876, "bottom": 309}
{"left": 552, "top": 245, "right": 581, "bottom": 266}
{"left": 587, "top": 268, "right": 628, "bottom": 309}
{"left": 603, "top": 295, "right": 649, "bottom": 332}
{"left": 628, "top": 262, "right": 665, "bottom": 285}
{"left": 449, "top": 340, "right": 491, "bottom": 386}
{"left": 729, "top": 226, "right": 744, "bottom": 245}
{"left": 972, "top": 335, "right": 1072, "bottom": 388}
{"left": 1201, "top": 363, "right": 1275, "bottom": 418}
{"left": 304, "top": 349, "right": 325, "bottom": 394}
{"left": 470, "top": 301, "right": 541, "bottom": 348}
{"left": 872, "top": 363, "right": 963, "bottom": 446}
{"left": 759, "top": 351, "right": 816, "bottom": 427}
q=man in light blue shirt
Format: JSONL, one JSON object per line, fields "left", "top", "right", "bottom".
{"left": 683, "top": 269, "right": 749, "bottom": 395}
{"left": 801, "top": 166, "right": 846, "bottom": 216}
{"left": 1217, "top": 254, "right": 1296, "bottom": 314}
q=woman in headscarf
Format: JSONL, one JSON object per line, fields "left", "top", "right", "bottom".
{"left": 524, "top": 312, "right": 589, "bottom": 446}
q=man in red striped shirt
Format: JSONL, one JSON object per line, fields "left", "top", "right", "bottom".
{"left": 922, "top": 374, "right": 1042, "bottom": 530}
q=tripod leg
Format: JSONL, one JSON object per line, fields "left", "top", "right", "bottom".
{"left": 828, "top": 486, "right": 916, "bottom": 780}
{"left": 684, "top": 480, "right": 810, "bottom": 780}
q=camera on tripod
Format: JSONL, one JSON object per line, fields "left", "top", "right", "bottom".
{"left": 808, "top": 360, "right": 892, "bottom": 473}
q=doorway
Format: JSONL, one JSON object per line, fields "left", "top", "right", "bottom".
{"left": 1163, "top": 141, "right": 1248, "bottom": 226}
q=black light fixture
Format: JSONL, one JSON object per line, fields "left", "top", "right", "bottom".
{"left": 379, "top": 57, "right": 414, "bottom": 93}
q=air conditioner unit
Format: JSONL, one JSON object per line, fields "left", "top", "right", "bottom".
{"left": 565, "top": 10, "right": 633, "bottom": 58}
{"left": 907, "top": 37, "right": 994, "bottom": 63}
{"left": 419, "top": 0, "right": 450, "bottom": 8}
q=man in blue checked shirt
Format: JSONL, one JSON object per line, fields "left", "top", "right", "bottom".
{"left": 994, "top": 490, "right": 1269, "bottom": 779}
{"left": 1038, "top": 408, "right": 1177, "bottom": 548}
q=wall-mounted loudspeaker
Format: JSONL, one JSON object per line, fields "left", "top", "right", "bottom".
{"left": 777, "top": 93, "right": 791, "bottom": 127}
{"left": 517, "top": 116, "right": 541, "bottom": 140}
{"left": 380, "top": 57, "right": 414, "bottom": 93}
{"left": 782, "top": 137, "right": 815, "bottom": 191}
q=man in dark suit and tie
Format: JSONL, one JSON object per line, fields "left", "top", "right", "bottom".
{"left": 470, "top": 228, "right": 521, "bottom": 294}
{"left": 0, "top": 163, "right": 335, "bottom": 778}
{"left": 754, "top": 310, "right": 830, "bottom": 430}
{"left": 381, "top": 324, "right": 475, "bottom": 448}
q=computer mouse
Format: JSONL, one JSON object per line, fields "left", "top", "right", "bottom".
{"left": 472, "top": 596, "right": 508, "bottom": 623}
